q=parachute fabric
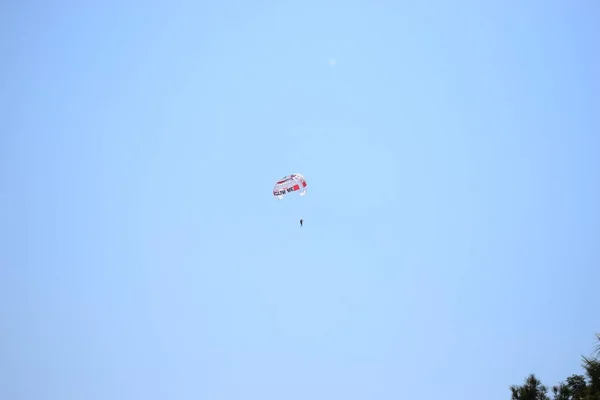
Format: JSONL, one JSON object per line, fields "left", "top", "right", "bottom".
{"left": 273, "top": 173, "right": 307, "bottom": 199}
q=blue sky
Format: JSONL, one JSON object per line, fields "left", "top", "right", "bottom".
{"left": 1, "top": 1, "right": 599, "bottom": 399}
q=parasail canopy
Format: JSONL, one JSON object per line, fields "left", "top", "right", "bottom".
{"left": 273, "top": 173, "right": 307, "bottom": 199}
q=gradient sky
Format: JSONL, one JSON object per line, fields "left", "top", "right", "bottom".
{"left": 1, "top": 1, "right": 599, "bottom": 399}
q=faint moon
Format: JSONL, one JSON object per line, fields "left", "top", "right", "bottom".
{"left": 328, "top": 57, "right": 336, "bottom": 66}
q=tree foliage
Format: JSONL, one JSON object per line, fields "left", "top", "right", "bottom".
{"left": 510, "top": 334, "right": 600, "bottom": 400}
{"left": 510, "top": 374, "right": 549, "bottom": 400}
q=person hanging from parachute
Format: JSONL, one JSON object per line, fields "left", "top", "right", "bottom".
{"left": 272, "top": 173, "right": 307, "bottom": 227}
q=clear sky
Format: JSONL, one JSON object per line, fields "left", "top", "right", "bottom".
{"left": 1, "top": 1, "right": 599, "bottom": 399}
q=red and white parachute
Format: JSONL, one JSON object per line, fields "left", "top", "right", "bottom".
{"left": 273, "top": 173, "right": 307, "bottom": 199}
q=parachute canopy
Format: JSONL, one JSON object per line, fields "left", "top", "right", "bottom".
{"left": 273, "top": 173, "right": 307, "bottom": 199}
